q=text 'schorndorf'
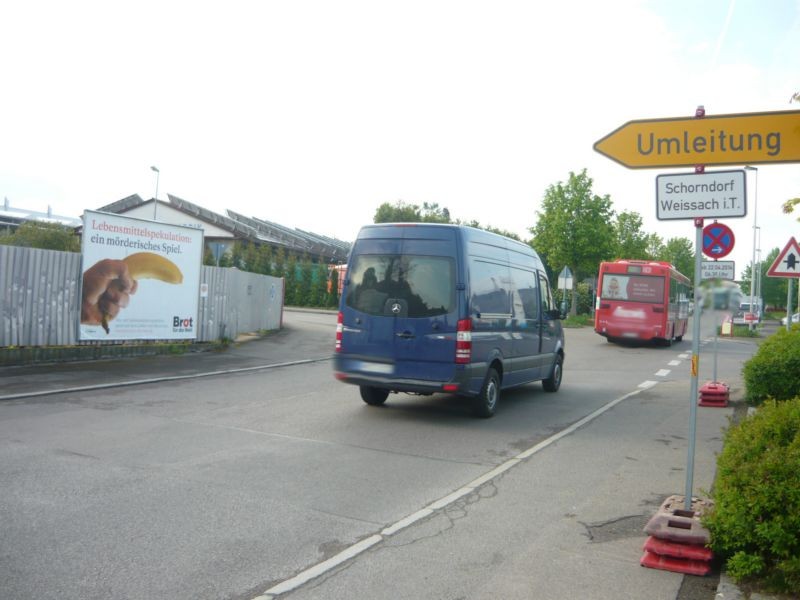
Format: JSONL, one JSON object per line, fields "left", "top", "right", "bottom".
{"left": 656, "top": 170, "right": 747, "bottom": 220}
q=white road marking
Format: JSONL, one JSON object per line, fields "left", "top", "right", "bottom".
{"left": 254, "top": 384, "right": 657, "bottom": 599}
{"left": 678, "top": 354, "right": 690, "bottom": 359}
{"left": 668, "top": 360, "right": 681, "bottom": 366}
{"left": 0, "top": 358, "right": 327, "bottom": 402}
{"left": 655, "top": 369, "right": 671, "bottom": 377}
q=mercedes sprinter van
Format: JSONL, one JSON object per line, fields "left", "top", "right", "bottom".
{"left": 333, "top": 223, "right": 564, "bottom": 417}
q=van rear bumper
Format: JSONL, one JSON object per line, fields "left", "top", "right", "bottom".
{"left": 332, "top": 355, "right": 475, "bottom": 395}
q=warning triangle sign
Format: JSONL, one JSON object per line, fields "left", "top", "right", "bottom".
{"left": 768, "top": 237, "right": 800, "bottom": 278}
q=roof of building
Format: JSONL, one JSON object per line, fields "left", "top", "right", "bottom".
{"left": 96, "top": 193, "right": 350, "bottom": 262}
{"left": 0, "top": 197, "right": 82, "bottom": 229}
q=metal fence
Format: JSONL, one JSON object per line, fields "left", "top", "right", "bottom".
{"left": 0, "top": 245, "right": 284, "bottom": 347}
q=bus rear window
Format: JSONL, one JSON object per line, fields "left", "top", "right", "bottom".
{"left": 600, "top": 274, "right": 664, "bottom": 303}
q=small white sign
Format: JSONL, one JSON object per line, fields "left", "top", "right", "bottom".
{"left": 558, "top": 266, "right": 573, "bottom": 290}
{"left": 656, "top": 169, "right": 747, "bottom": 220}
{"left": 701, "top": 261, "right": 735, "bottom": 281}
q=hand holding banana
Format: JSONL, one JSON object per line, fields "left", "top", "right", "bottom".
{"left": 81, "top": 252, "right": 183, "bottom": 333}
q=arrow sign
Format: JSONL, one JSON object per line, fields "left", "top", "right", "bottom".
{"left": 768, "top": 237, "right": 800, "bottom": 278}
{"left": 702, "top": 223, "right": 735, "bottom": 259}
{"left": 594, "top": 110, "right": 800, "bottom": 169}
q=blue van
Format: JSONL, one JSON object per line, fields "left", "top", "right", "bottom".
{"left": 333, "top": 223, "right": 565, "bottom": 417}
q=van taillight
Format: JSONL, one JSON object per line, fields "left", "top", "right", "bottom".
{"left": 455, "top": 318, "right": 472, "bottom": 364}
{"left": 335, "top": 312, "right": 344, "bottom": 351}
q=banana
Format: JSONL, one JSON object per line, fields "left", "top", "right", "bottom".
{"left": 123, "top": 252, "right": 183, "bottom": 284}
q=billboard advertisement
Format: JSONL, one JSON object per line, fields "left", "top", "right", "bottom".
{"left": 79, "top": 210, "right": 204, "bottom": 340}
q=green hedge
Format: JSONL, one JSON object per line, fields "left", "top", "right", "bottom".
{"left": 742, "top": 326, "right": 800, "bottom": 405}
{"left": 705, "top": 399, "right": 800, "bottom": 594}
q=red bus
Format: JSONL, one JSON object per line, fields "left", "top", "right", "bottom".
{"left": 594, "top": 260, "right": 691, "bottom": 346}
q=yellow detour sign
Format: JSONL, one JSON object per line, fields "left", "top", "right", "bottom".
{"left": 594, "top": 110, "right": 800, "bottom": 169}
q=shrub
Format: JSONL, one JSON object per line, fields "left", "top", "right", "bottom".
{"left": 704, "top": 398, "right": 800, "bottom": 594}
{"left": 742, "top": 327, "right": 800, "bottom": 405}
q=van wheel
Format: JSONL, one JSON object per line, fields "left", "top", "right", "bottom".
{"left": 473, "top": 368, "right": 500, "bottom": 418}
{"left": 542, "top": 354, "right": 563, "bottom": 392}
{"left": 360, "top": 386, "right": 389, "bottom": 406}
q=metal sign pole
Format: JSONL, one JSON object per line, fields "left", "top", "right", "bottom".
{"left": 685, "top": 218, "right": 703, "bottom": 511}
{"left": 713, "top": 311, "right": 719, "bottom": 382}
{"left": 788, "top": 279, "right": 795, "bottom": 332}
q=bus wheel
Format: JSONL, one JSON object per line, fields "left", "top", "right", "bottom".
{"left": 360, "top": 386, "right": 389, "bottom": 406}
{"left": 473, "top": 368, "right": 500, "bottom": 418}
{"left": 543, "top": 354, "right": 563, "bottom": 392}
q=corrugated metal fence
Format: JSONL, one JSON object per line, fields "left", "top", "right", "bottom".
{"left": 0, "top": 246, "right": 284, "bottom": 347}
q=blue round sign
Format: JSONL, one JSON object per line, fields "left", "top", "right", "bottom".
{"left": 702, "top": 223, "right": 735, "bottom": 258}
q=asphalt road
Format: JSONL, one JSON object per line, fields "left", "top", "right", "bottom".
{"left": 0, "top": 310, "right": 759, "bottom": 599}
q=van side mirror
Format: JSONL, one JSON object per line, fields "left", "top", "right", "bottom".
{"left": 546, "top": 308, "right": 562, "bottom": 320}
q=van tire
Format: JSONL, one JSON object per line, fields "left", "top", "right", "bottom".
{"left": 542, "top": 354, "right": 563, "bottom": 392}
{"left": 360, "top": 386, "right": 389, "bottom": 406}
{"left": 473, "top": 368, "right": 500, "bottom": 418}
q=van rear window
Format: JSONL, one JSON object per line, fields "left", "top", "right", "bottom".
{"left": 346, "top": 254, "right": 455, "bottom": 317}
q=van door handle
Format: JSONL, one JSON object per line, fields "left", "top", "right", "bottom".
{"left": 396, "top": 331, "right": 415, "bottom": 339}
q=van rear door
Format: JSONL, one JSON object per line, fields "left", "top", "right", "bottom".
{"left": 341, "top": 228, "right": 459, "bottom": 384}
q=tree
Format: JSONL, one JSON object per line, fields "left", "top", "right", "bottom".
{"left": 529, "top": 170, "right": 616, "bottom": 314}
{"left": 272, "top": 247, "right": 287, "bottom": 280}
{"left": 310, "top": 263, "right": 328, "bottom": 307}
{"left": 328, "top": 266, "right": 340, "bottom": 307}
{"left": 284, "top": 253, "right": 299, "bottom": 305}
{"left": 644, "top": 233, "right": 665, "bottom": 260}
{"left": 420, "top": 202, "right": 451, "bottom": 223}
{"left": 297, "top": 255, "right": 313, "bottom": 306}
{"left": 614, "top": 211, "right": 650, "bottom": 259}
{"left": 257, "top": 244, "right": 274, "bottom": 276}
{"left": 657, "top": 237, "right": 695, "bottom": 279}
{"left": 373, "top": 200, "right": 452, "bottom": 224}
{"left": 230, "top": 241, "right": 247, "bottom": 270}
{"left": 374, "top": 200, "right": 423, "bottom": 223}
{"left": 782, "top": 91, "right": 800, "bottom": 219}
{"left": 741, "top": 247, "right": 788, "bottom": 309}
{"left": 0, "top": 221, "right": 80, "bottom": 252}
{"left": 203, "top": 247, "right": 216, "bottom": 266}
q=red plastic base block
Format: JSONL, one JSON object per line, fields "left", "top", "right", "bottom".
{"left": 699, "top": 381, "right": 729, "bottom": 407}
{"left": 644, "top": 495, "right": 713, "bottom": 545}
{"left": 643, "top": 536, "right": 713, "bottom": 561}
{"left": 640, "top": 550, "right": 711, "bottom": 576}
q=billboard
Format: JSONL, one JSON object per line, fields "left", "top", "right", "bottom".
{"left": 79, "top": 210, "right": 204, "bottom": 340}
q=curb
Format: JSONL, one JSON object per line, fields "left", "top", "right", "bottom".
{"left": 715, "top": 574, "right": 745, "bottom": 599}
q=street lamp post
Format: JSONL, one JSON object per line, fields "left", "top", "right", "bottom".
{"left": 150, "top": 166, "right": 160, "bottom": 221}
{"left": 745, "top": 166, "right": 758, "bottom": 331}
{"left": 755, "top": 228, "right": 762, "bottom": 317}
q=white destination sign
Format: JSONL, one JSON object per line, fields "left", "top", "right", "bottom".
{"left": 701, "top": 260, "right": 735, "bottom": 281}
{"left": 656, "top": 169, "right": 747, "bottom": 220}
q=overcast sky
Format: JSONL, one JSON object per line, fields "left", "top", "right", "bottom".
{"left": 2, "top": 0, "right": 799, "bottom": 278}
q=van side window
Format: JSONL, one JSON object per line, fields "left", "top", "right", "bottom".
{"left": 511, "top": 267, "right": 539, "bottom": 320}
{"left": 538, "top": 272, "right": 554, "bottom": 316}
{"left": 470, "top": 260, "right": 512, "bottom": 316}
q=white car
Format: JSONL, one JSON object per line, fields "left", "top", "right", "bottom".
{"left": 781, "top": 313, "right": 800, "bottom": 326}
